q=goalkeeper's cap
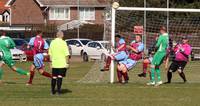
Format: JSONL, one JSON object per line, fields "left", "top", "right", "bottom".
{"left": 182, "top": 36, "right": 189, "bottom": 40}
{"left": 115, "top": 34, "right": 121, "bottom": 38}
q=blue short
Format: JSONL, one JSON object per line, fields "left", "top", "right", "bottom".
{"left": 119, "top": 58, "right": 137, "bottom": 70}
{"left": 33, "top": 53, "right": 44, "bottom": 69}
{"left": 113, "top": 51, "right": 128, "bottom": 61}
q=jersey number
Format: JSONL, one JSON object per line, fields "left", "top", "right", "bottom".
{"left": 37, "top": 41, "right": 42, "bottom": 49}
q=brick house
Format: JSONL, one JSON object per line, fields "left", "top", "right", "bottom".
{"left": 5, "top": 0, "right": 110, "bottom": 28}
{"left": 0, "top": 0, "right": 10, "bottom": 23}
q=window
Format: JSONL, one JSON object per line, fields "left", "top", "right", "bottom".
{"left": 80, "top": 40, "right": 91, "bottom": 45}
{"left": 67, "top": 40, "right": 81, "bottom": 46}
{"left": 79, "top": 7, "right": 95, "bottom": 20}
{"left": 49, "top": 8, "right": 70, "bottom": 20}
{"left": 94, "top": 42, "right": 101, "bottom": 49}
{"left": 88, "top": 42, "right": 95, "bottom": 48}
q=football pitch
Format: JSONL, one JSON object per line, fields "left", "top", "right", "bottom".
{"left": 0, "top": 60, "right": 200, "bottom": 106}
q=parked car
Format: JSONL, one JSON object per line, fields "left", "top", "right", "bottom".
{"left": 12, "top": 38, "right": 28, "bottom": 49}
{"left": 82, "top": 41, "right": 110, "bottom": 61}
{"left": 65, "top": 38, "right": 92, "bottom": 55}
{"left": 10, "top": 48, "right": 27, "bottom": 62}
{"left": 191, "top": 47, "right": 200, "bottom": 61}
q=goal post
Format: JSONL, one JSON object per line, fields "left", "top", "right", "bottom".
{"left": 110, "top": 4, "right": 200, "bottom": 83}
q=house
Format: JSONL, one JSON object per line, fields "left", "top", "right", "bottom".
{"left": 0, "top": 0, "right": 10, "bottom": 23}
{"left": 5, "top": 0, "right": 110, "bottom": 29}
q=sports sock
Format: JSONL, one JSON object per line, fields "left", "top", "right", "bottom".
{"left": 117, "top": 69, "right": 122, "bottom": 82}
{"left": 122, "top": 72, "right": 129, "bottom": 81}
{"left": 28, "top": 71, "right": 35, "bottom": 84}
{"left": 57, "top": 78, "right": 63, "bottom": 94}
{"left": 16, "top": 68, "right": 29, "bottom": 75}
{"left": 150, "top": 68, "right": 155, "bottom": 82}
{"left": 104, "top": 56, "right": 112, "bottom": 69}
{"left": 167, "top": 71, "right": 172, "bottom": 83}
{"left": 51, "top": 78, "right": 57, "bottom": 94}
{"left": 179, "top": 72, "right": 187, "bottom": 82}
{"left": 0, "top": 68, "right": 3, "bottom": 80}
{"left": 42, "top": 71, "right": 52, "bottom": 78}
{"left": 143, "top": 63, "right": 148, "bottom": 74}
{"left": 155, "top": 68, "right": 161, "bottom": 81}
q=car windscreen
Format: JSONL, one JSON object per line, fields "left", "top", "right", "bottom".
{"left": 80, "top": 40, "right": 91, "bottom": 45}
{"left": 14, "top": 39, "right": 27, "bottom": 46}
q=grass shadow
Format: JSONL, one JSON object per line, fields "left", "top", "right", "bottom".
{"left": 4, "top": 81, "right": 17, "bottom": 84}
{"left": 61, "top": 88, "right": 72, "bottom": 94}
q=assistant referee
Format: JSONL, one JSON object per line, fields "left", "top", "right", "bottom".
{"left": 49, "top": 30, "right": 70, "bottom": 95}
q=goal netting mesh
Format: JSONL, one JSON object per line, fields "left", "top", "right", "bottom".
{"left": 78, "top": 7, "right": 200, "bottom": 83}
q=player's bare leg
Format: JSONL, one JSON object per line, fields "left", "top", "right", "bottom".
{"left": 38, "top": 68, "right": 52, "bottom": 78}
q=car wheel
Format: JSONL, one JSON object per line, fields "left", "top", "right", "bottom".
{"left": 83, "top": 53, "right": 88, "bottom": 62}
{"left": 80, "top": 50, "right": 83, "bottom": 56}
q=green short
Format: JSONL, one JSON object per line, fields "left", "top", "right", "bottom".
{"left": 152, "top": 51, "right": 166, "bottom": 66}
{"left": 0, "top": 52, "right": 15, "bottom": 68}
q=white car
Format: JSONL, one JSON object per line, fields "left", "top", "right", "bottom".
{"left": 65, "top": 38, "right": 92, "bottom": 55}
{"left": 82, "top": 41, "right": 110, "bottom": 61}
{"left": 10, "top": 48, "right": 27, "bottom": 62}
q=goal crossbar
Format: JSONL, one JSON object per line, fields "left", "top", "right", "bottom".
{"left": 117, "top": 7, "right": 200, "bottom": 12}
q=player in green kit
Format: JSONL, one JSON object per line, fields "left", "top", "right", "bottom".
{"left": 0, "top": 30, "right": 29, "bottom": 84}
{"left": 147, "top": 26, "right": 169, "bottom": 86}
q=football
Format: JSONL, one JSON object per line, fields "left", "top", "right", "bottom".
{"left": 112, "top": 2, "right": 120, "bottom": 9}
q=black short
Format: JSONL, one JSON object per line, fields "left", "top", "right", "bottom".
{"left": 52, "top": 68, "right": 67, "bottom": 77}
{"left": 169, "top": 60, "right": 187, "bottom": 72}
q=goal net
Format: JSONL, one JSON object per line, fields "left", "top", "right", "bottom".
{"left": 78, "top": 4, "right": 200, "bottom": 84}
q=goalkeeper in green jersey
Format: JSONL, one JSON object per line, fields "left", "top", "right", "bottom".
{"left": 147, "top": 26, "right": 169, "bottom": 86}
{"left": 0, "top": 31, "right": 29, "bottom": 84}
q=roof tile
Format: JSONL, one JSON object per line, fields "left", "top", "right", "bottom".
{"left": 38, "top": 0, "right": 109, "bottom": 6}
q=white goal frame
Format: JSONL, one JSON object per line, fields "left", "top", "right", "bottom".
{"left": 110, "top": 6, "right": 200, "bottom": 83}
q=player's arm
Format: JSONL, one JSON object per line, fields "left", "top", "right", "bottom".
{"left": 116, "top": 38, "right": 126, "bottom": 52}
{"left": 116, "top": 43, "right": 125, "bottom": 51}
{"left": 43, "top": 40, "right": 49, "bottom": 55}
{"left": 44, "top": 40, "right": 49, "bottom": 50}
{"left": 155, "top": 36, "right": 163, "bottom": 51}
{"left": 27, "top": 37, "right": 35, "bottom": 48}
{"left": 63, "top": 42, "right": 70, "bottom": 68}
{"left": 127, "top": 43, "right": 144, "bottom": 53}
{"left": 127, "top": 45, "right": 137, "bottom": 53}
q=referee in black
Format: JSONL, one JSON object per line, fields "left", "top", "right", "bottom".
{"left": 49, "top": 30, "right": 70, "bottom": 95}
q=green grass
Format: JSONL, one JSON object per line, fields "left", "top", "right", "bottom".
{"left": 0, "top": 61, "right": 200, "bottom": 106}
